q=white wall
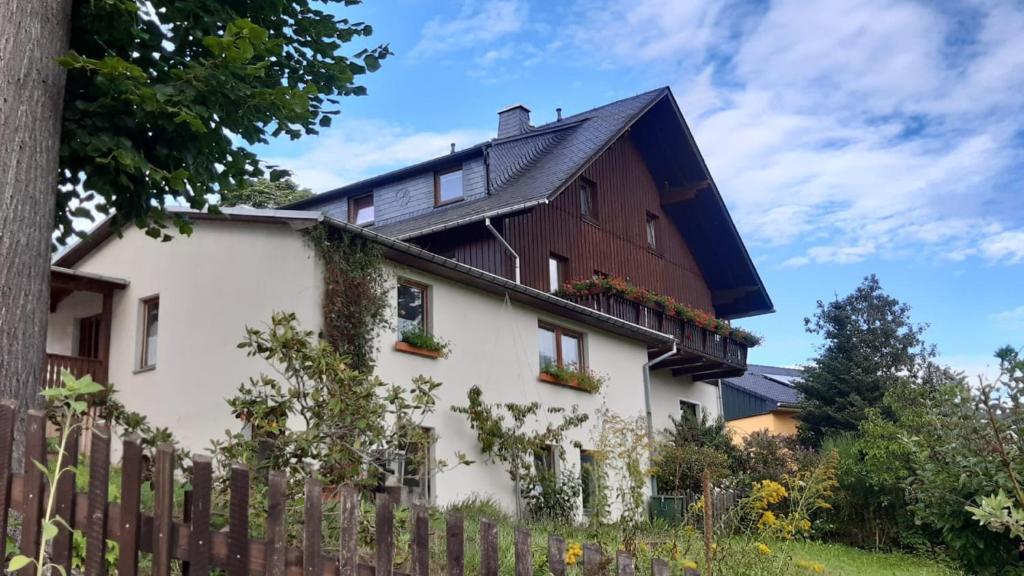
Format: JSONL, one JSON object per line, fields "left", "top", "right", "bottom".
{"left": 47, "top": 291, "right": 102, "bottom": 356}
{"left": 63, "top": 220, "right": 322, "bottom": 452}
{"left": 49, "top": 219, "right": 657, "bottom": 516}
{"left": 649, "top": 370, "right": 723, "bottom": 436}
{"left": 373, "top": 264, "right": 652, "bottom": 512}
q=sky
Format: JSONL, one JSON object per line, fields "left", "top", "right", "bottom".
{"left": 255, "top": 0, "right": 1024, "bottom": 380}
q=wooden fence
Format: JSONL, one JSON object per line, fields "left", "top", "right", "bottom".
{"left": 0, "top": 402, "right": 700, "bottom": 576}
{"left": 649, "top": 491, "right": 741, "bottom": 529}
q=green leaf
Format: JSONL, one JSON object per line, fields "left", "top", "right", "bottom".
{"left": 32, "top": 459, "right": 50, "bottom": 476}
{"left": 42, "top": 520, "right": 58, "bottom": 541}
{"left": 8, "top": 555, "right": 33, "bottom": 571}
{"left": 363, "top": 54, "right": 380, "bottom": 72}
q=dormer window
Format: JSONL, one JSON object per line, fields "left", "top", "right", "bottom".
{"left": 350, "top": 193, "right": 374, "bottom": 226}
{"left": 435, "top": 167, "right": 464, "bottom": 206}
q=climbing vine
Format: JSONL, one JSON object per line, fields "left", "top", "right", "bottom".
{"left": 306, "top": 224, "right": 391, "bottom": 372}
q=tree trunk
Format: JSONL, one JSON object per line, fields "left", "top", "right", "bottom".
{"left": 0, "top": 0, "right": 73, "bottom": 413}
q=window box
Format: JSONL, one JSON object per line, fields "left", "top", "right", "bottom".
{"left": 395, "top": 340, "right": 445, "bottom": 359}
{"left": 539, "top": 363, "right": 604, "bottom": 393}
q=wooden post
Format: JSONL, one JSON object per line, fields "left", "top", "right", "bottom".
{"left": 412, "top": 505, "right": 430, "bottom": 576}
{"left": 228, "top": 464, "right": 250, "bottom": 576}
{"left": 651, "top": 558, "right": 670, "bottom": 576}
{"left": 189, "top": 455, "right": 213, "bottom": 576}
{"left": 703, "top": 469, "right": 713, "bottom": 576}
{"left": 83, "top": 422, "right": 110, "bottom": 576}
{"left": 480, "top": 520, "right": 499, "bottom": 576}
{"left": 51, "top": 423, "right": 79, "bottom": 573}
{"left": 152, "top": 444, "right": 174, "bottom": 576}
{"left": 616, "top": 552, "right": 635, "bottom": 576}
{"left": 547, "top": 534, "right": 566, "bottom": 576}
{"left": 20, "top": 411, "right": 46, "bottom": 576}
{"left": 117, "top": 435, "right": 143, "bottom": 576}
{"left": 445, "top": 512, "right": 464, "bottom": 576}
{"left": 267, "top": 470, "right": 288, "bottom": 576}
{"left": 0, "top": 402, "right": 15, "bottom": 565}
{"left": 582, "top": 543, "right": 603, "bottom": 576}
{"left": 338, "top": 484, "right": 358, "bottom": 576}
{"left": 304, "top": 476, "right": 323, "bottom": 576}
{"left": 97, "top": 291, "right": 113, "bottom": 383}
{"left": 376, "top": 491, "right": 394, "bottom": 576}
{"left": 514, "top": 527, "right": 532, "bottom": 576}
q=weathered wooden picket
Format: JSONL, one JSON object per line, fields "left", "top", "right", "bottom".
{"left": 0, "top": 402, "right": 698, "bottom": 576}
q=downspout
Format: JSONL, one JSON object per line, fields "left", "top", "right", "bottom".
{"left": 644, "top": 342, "right": 677, "bottom": 495}
{"left": 485, "top": 216, "right": 520, "bottom": 284}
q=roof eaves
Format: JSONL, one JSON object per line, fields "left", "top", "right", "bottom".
{"left": 661, "top": 87, "right": 774, "bottom": 318}
{"left": 392, "top": 197, "right": 550, "bottom": 241}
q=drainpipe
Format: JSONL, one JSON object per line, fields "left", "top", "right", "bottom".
{"left": 644, "top": 342, "right": 677, "bottom": 495}
{"left": 485, "top": 217, "right": 520, "bottom": 284}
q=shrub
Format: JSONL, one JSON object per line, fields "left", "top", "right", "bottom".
{"left": 654, "top": 412, "right": 741, "bottom": 494}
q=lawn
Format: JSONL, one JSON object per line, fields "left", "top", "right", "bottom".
{"left": 778, "top": 540, "right": 961, "bottom": 576}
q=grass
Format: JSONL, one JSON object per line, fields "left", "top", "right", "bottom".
{"left": 778, "top": 540, "right": 962, "bottom": 576}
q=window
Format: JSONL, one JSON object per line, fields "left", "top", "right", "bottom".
{"left": 538, "top": 323, "right": 584, "bottom": 371}
{"left": 434, "top": 167, "right": 464, "bottom": 205}
{"left": 679, "top": 399, "right": 701, "bottom": 422}
{"left": 580, "top": 449, "right": 598, "bottom": 515}
{"left": 139, "top": 297, "right": 159, "bottom": 369}
{"left": 401, "top": 428, "right": 435, "bottom": 503}
{"left": 397, "top": 280, "right": 429, "bottom": 339}
{"left": 533, "top": 445, "right": 557, "bottom": 477}
{"left": 548, "top": 254, "right": 567, "bottom": 293}
{"left": 580, "top": 178, "right": 597, "bottom": 221}
{"left": 350, "top": 193, "right": 374, "bottom": 226}
{"left": 646, "top": 212, "right": 659, "bottom": 249}
{"left": 76, "top": 314, "right": 102, "bottom": 359}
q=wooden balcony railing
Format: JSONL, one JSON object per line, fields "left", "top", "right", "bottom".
{"left": 44, "top": 353, "right": 105, "bottom": 389}
{"left": 564, "top": 292, "right": 748, "bottom": 374}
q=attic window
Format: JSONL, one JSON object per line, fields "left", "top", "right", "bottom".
{"left": 350, "top": 193, "right": 374, "bottom": 226}
{"left": 580, "top": 178, "right": 597, "bottom": 221}
{"left": 435, "top": 167, "right": 464, "bottom": 206}
{"left": 645, "top": 212, "right": 659, "bottom": 250}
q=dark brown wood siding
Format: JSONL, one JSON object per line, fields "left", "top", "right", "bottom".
{"left": 504, "top": 134, "right": 714, "bottom": 313}
{"left": 409, "top": 225, "right": 512, "bottom": 279}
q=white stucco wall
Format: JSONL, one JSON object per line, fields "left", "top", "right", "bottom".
{"left": 373, "top": 264, "right": 652, "bottom": 512}
{"left": 47, "top": 291, "right": 102, "bottom": 356}
{"left": 47, "top": 217, "right": 725, "bottom": 514}
{"left": 59, "top": 220, "right": 322, "bottom": 452}
{"left": 649, "top": 370, "right": 723, "bottom": 436}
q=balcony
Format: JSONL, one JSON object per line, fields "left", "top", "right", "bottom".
{"left": 44, "top": 353, "right": 105, "bottom": 388}
{"left": 562, "top": 290, "right": 751, "bottom": 380}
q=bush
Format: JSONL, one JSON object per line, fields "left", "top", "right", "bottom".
{"left": 654, "top": 412, "right": 741, "bottom": 494}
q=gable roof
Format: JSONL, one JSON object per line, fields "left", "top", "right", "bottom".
{"left": 723, "top": 364, "right": 803, "bottom": 408}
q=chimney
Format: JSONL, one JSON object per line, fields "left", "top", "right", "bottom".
{"left": 556, "top": 107, "right": 562, "bottom": 121}
{"left": 497, "top": 104, "right": 531, "bottom": 138}
{"left": 450, "top": 142, "right": 456, "bottom": 154}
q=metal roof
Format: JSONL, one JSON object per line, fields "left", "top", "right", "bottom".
{"left": 723, "top": 364, "right": 803, "bottom": 408}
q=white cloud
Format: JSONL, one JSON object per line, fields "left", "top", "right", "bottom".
{"left": 938, "top": 353, "right": 1002, "bottom": 384}
{"left": 264, "top": 119, "right": 492, "bottom": 192}
{"left": 992, "top": 305, "right": 1024, "bottom": 331}
{"left": 980, "top": 229, "right": 1024, "bottom": 264}
{"left": 412, "top": 0, "right": 528, "bottom": 58}
{"left": 565, "top": 0, "right": 1024, "bottom": 267}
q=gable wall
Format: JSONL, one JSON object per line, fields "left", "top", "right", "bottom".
{"left": 503, "top": 134, "right": 715, "bottom": 313}
{"left": 318, "top": 157, "right": 487, "bottom": 226}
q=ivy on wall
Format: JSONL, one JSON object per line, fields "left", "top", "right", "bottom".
{"left": 306, "top": 225, "right": 391, "bottom": 372}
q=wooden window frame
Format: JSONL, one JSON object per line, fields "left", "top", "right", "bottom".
{"left": 434, "top": 166, "right": 464, "bottom": 207}
{"left": 645, "top": 212, "right": 659, "bottom": 251}
{"left": 349, "top": 193, "right": 374, "bottom": 226}
{"left": 579, "top": 177, "right": 598, "bottom": 223}
{"left": 548, "top": 253, "right": 567, "bottom": 293}
{"left": 76, "top": 314, "right": 102, "bottom": 359}
{"left": 397, "top": 279, "right": 431, "bottom": 335}
{"left": 538, "top": 321, "right": 585, "bottom": 371}
{"left": 139, "top": 296, "right": 159, "bottom": 370}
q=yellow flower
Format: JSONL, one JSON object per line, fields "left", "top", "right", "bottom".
{"left": 565, "top": 542, "right": 583, "bottom": 566}
{"left": 682, "top": 560, "right": 698, "bottom": 570}
{"left": 754, "top": 542, "right": 772, "bottom": 556}
{"left": 757, "top": 510, "right": 778, "bottom": 531}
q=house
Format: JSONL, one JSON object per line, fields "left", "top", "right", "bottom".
{"left": 45, "top": 87, "right": 772, "bottom": 512}
{"left": 722, "top": 364, "right": 803, "bottom": 443}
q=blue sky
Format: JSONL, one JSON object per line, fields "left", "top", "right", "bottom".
{"left": 256, "top": 0, "right": 1024, "bottom": 379}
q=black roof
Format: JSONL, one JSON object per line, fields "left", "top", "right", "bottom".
{"left": 724, "top": 364, "right": 803, "bottom": 407}
{"left": 289, "top": 87, "right": 773, "bottom": 319}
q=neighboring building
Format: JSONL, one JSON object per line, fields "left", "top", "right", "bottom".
{"left": 45, "top": 87, "right": 772, "bottom": 512}
{"left": 722, "top": 364, "right": 803, "bottom": 443}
